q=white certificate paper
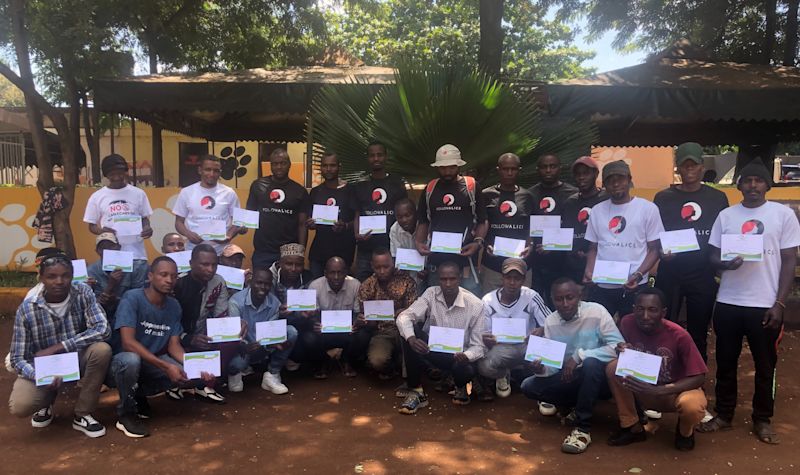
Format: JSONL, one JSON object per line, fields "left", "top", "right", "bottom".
{"left": 591, "top": 260, "right": 630, "bottom": 285}
{"left": 216, "top": 265, "right": 246, "bottom": 290}
{"left": 659, "top": 229, "right": 700, "bottom": 254}
{"left": 111, "top": 215, "right": 143, "bottom": 236}
{"left": 184, "top": 351, "right": 221, "bottom": 379}
{"left": 312, "top": 204, "right": 340, "bottom": 225}
{"left": 542, "top": 228, "right": 574, "bottom": 251}
{"left": 721, "top": 234, "right": 764, "bottom": 261}
{"left": 530, "top": 215, "right": 560, "bottom": 238}
{"left": 524, "top": 335, "right": 568, "bottom": 369}
{"left": 493, "top": 236, "right": 526, "bottom": 258}
{"left": 321, "top": 310, "right": 352, "bottom": 333}
{"left": 195, "top": 219, "right": 228, "bottom": 240}
{"left": 430, "top": 231, "right": 463, "bottom": 254}
{"left": 491, "top": 317, "right": 527, "bottom": 343}
{"left": 428, "top": 326, "right": 465, "bottom": 354}
{"left": 395, "top": 248, "right": 426, "bottom": 271}
{"left": 359, "top": 215, "right": 387, "bottom": 235}
{"left": 34, "top": 352, "right": 80, "bottom": 386}
{"left": 102, "top": 249, "right": 134, "bottom": 272}
{"left": 166, "top": 250, "right": 192, "bottom": 273}
{"left": 232, "top": 208, "right": 260, "bottom": 229}
{"left": 287, "top": 289, "right": 317, "bottom": 311}
{"left": 206, "top": 316, "right": 241, "bottom": 343}
{"left": 71, "top": 259, "right": 88, "bottom": 283}
{"left": 256, "top": 320, "right": 287, "bottom": 345}
{"left": 615, "top": 349, "right": 662, "bottom": 385}
{"left": 364, "top": 300, "right": 395, "bottom": 321}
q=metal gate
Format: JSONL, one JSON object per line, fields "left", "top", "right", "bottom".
{"left": 0, "top": 133, "right": 24, "bottom": 185}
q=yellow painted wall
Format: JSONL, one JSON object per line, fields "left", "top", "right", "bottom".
{"left": 592, "top": 146, "right": 675, "bottom": 189}
{"left": 3, "top": 186, "right": 800, "bottom": 272}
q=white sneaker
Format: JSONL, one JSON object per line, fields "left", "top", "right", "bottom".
{"left": 495, "top": 374, "right": 511, "bottom": 398}
{"left": 228, "top": 373, "right": 244, "bottom": 393}
{"left": 31, "top": 406, "right": 54, "bottom": 427}
{"left": 261, "top": 372, "right": 289, "bottom": 394}
{"left": 285, "top": 360, "right": 300, "bottom": 371}
{"left": 72, "top": 414, "right": 106, "bottom": 438}
{"left": 644, "top": 409, "right": 662, "bottom": 420}
{"left": 5, "top": 352, "right": 13, "bottom": 373}
{"left": 701, "top": 409, "right": 714, "bottom": 424}
{"left": 539, "top": 402, "right": 557, "bottom": 416}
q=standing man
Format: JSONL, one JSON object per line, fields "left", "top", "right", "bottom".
{"left": 583, "top": 160, "right": 664, "bottom": 318}
{"left": 352, "top": 141, "right": 408, "bottom": 280}
{"left": 700, "top": 161, "right": 800, "bottom": 444}
{"left": 173, "top": 154, "right": 241, "bottom": 255}
{"left": 528, "top": 153, "right": 578, "bottom": 303}
{"left": 306, "top": 152, "right": 356, "bottom": 278}
{"left": 562, "top": 156, "right": 608, "bottom": 283}
{"left": 481, "top": 153, "right": 535, "bottom": 294}
{"left": 415, "top": 144, "right": 488, "bottom": 296}
{"left": 9, "top": 256, "right": 111, "bottom": 438}
{"left": 247, "top": 148, "right": 310, "bottom": 270}
{"left": 654, "top": 143, "right": 728, "bottom": 361}
{"left": 84, "top": 154, "right": 153, "bottom": 261}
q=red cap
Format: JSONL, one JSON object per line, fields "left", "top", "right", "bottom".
{"left": 571, "top": 156, "right": 598, "bottom": 172}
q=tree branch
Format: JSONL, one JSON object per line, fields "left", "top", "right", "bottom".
{"left": 164, "top": 0, "right": 204, "bottom": 27}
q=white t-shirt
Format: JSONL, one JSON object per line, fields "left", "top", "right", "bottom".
{"left": 709, "top": 201, "right": 800, "bottom": 308}
{"left": 83, "top": 185, "right": 153, "bottom": 259}
{"left": 482, "top": 286, "right": 551, "bottom": 337}
{"left": 585, "top": 197, "right": 664, "bottom": 287}
{"left": 172, "top": 182, "right": 240, "bottom": 255}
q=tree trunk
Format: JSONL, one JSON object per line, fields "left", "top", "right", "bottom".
{"left": 785, "top": 0, "right": 800, "bottom": 66}
{"left": 762, "top": 0, "right": 778, "bottom": 64}
{"left": 82, "top": 93, "right": 101, "bottom": 184}
{"left": 478, "top": 0, "right": 504, "bottom": 76}
{"left": 148, "top": 45, "right": 165, "bottom": 186}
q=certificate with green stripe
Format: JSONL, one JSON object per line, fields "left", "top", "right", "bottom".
{"left": 524, "top": 335, "right": 567, "bottom": 369}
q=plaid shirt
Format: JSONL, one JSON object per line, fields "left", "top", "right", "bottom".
{"left": 10, "top": 283, "right": 110, "bottom": 380}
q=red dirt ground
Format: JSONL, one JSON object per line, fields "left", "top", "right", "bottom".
{"left": 0, "top": 319, "right": 797, "bottom": 475}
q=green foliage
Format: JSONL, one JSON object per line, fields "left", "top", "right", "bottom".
{"left": 0, "top": 269, "right": 38, "bottom": 288}
{"left": 308, "top": 63, "right": 596, "bottom": 186}
{"left": 0, "top": 76, "right": 24, "bottom": 106}
{"left": 327, "top": 0, "right": 595, "bottom": 80}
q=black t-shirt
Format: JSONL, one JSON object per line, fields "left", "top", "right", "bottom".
{"left": 418, "top": 176, "right": 488, "bottom": 266}
{"left": 482, "top": 185, "right": 536, "bottom": 272}
{"left": 653, "top": 184, "right": 729, "bottom": 272}
{"left": 562, "top": 189, "right": 610, "bottom": 253}
{"left": 308, "top": 182, "right": 356, "bottom": 264}
{"left": 351, "top": 174, "right": 408, "bottom": 252}
{"left": 247, "top": 177, "right": 310, "bottom": 252}
{"left": 173, "top": 274, "right": 204, "bottom": 337}
{"left": 527, "top": 182, "right": 578, "bottom": 271}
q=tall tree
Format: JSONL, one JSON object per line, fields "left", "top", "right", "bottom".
{"left": 479, "top": 0, "right": 505, "bottom": 75}
{"left": 786, "top": 0, "right": 800, "bottom": 65}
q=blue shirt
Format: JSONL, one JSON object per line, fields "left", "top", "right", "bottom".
{"left": 228, "top": 288, "right": 282, "bottom": 344}
{"left": 115, "top": 289, "right": 183, "bottom": 355}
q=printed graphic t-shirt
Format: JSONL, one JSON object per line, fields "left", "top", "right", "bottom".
{"left": 172, "top": 182, "right": 240, "bottom": 255}
{"left": 83, "top": 185, "right": 153, "bottom": 259}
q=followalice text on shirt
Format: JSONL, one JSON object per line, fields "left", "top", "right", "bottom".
{"left": 261, "top": 207, "right": 295, "bottom": 214}
{"left": 599, "top": 241, "right": 640, "bottom": 249}
{"left": 490, "top": 223, "right": 524, "bottom": 230}
{"left": 364, "top": 210, "right": 393, "bottom": 215}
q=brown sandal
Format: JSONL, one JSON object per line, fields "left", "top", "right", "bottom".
{"left": 753, "top": 421, "right": 780, "bottom": 445}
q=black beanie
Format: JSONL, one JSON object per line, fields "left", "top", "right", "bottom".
{"left": 737, "top": 160, "right": 772, "bottom": 189}
{"left": 101, "top": 154, "right": 129, "bottom": 177}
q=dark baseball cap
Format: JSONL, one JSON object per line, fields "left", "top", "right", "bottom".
{"left": 675, "top": 142, "right": 704, "bottom": 166}
{"left": 601, "top": 160, "right": 631, "bottom": 181}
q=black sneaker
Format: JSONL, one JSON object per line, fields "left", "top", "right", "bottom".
{"left": 675, "top": 430, "right": 695, "bottom": 451}
{"left": 31, "top": 406, "right": 54, "bottom": 428}
{"left": 607, "top": 426, "right": 647, "bottom": 446}
{"left": 135, "top": 395, "right": 152, "bottom": 419}
{"left": 72, "top": 414, "right": 106, "bottom": 438}
{"left": 452, "top": 386, "right": 470, "bottom": 406}
{"left": 398, "top": 391, "right": 429, "bottom": 415}
{"left": 115, "top": 415, "right": 150, "bottom": 438}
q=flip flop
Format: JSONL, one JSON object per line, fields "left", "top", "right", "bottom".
{"left": 696, "top": 416, "right": 732, "bottom": 433}
{"left": 753, "top": 421, "right": 780, "bottom": 445}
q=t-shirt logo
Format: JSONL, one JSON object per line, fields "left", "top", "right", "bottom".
{"left": 499, "top": 200, "right": 517, "bottom": 217}
{"left": 741, "top": 219, "right": 765, "bottom": 235}
{"left": 200, "top": 196, "right": 216, "bottom": 209}
{"left": 539, "top": 197, "right": 556, "bottom": 213}
{"left": 108, "top": 199, "right": 132, "bottom": 215}
{"left": 442, "top": 194, "right": 455, "bottom": 206}
{"left": 326, "top": 197, "right": 337, "bottom": 206}
{"left": 270, "top": 189, "right": 286, "bottom": 203}
{"left": 372, "top": 188, "right": 387, "bottom": 204}
{"left": 578, "top": 207, "right": 591, "bottom": 224}
{"left": 608, "top": 215, "right": 627, "bottom": 234}
{"left": 681, "top": 201, "right": 702, "bottom": 222}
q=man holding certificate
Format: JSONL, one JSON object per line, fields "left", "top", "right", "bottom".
{"left": 606, "top": 289, "right": 708, "bottom": 451}
{"left": 583, "top": 160, "right": 664, "bottom": 318}
{"left": 415, "top": 144, "right": 488, "bottom": 296}
{"left": 228, "top": 268, "right": 297, "bottom": 394}
{"left": 83, "top": 154, "right": 154, "bottom": 260}
{"left": 395, "top": 262, "right": 487, "bottom": 413}
{"left": 701, "top": 161, "right": 800, "bottom": 444}
{"left": 562, "top": 156, "right": 608, "bottom": 283}
{"left": 519, "top": 278, "right": 623, "bottom": 454}
{"left": 9, "top": 256, "right": 111, "bottom": 438}
{"left": 653, "top": 143, "right": 729, "bottom": 361}
{"left": 478, "top": 258, "right": 550, "bottom": 400}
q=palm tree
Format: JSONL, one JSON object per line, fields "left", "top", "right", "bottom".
{"left": 307, "top": 63, "right": 596, "bottom": 185}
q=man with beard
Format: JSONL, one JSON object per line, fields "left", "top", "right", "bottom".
{"left": 562, "top": 156, "right": 608, "bottom": 283}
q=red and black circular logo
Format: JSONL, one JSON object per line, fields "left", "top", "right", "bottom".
{"left": 326, "top": 197, "right": 337, "bottom": 206}
{"left": 539, "top": 197, "right": 555, "bottom": 213}
{"left": 608, "top": 215, "right": 626, "bottom": 234}
{"left": 442, "top": 194, "right": 455, "bottom": 205}
{"left": 577, "top": 207, "right": 591, "bottom": 225}
{"left": 499, "top": 200, "right": 517, "bottom": 217}
{"left": 681, "top": 202, "right": 702, "bottom": 222}
{"left": 371, "top": 188, "right": 387, "bottom": 204}
{"left": 200, "top": 196, "right": 216, "bottom": 209}
{"left": 269, "top": 189, "right": 286, "bottom": 203}
{"left": 741, "top": 219, "right": 764, "bottom": 235}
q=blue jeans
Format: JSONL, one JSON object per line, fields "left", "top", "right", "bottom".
{"left": 520, "top": 357, "right": 611, "bottom": 432}
{"left": 107, "top": 352, "right": 181, "bottom": 417}
{"left": 228, "top": 325, "right": 298, "bottom": 375}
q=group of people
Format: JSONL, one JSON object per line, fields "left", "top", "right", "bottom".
{"left": 7, "top": 141, "right": 798, "bottom": 455}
